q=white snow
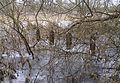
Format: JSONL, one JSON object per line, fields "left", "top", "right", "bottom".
{"left": 58, "top": 20, "right": 72, "bottom": 28}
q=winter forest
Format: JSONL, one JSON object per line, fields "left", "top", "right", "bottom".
{"left": 0, "top": 0, "right": 120, "bottom": 83}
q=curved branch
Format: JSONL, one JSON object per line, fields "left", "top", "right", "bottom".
{"left": 35, "top": 0, "right": 44, "bottom": 27}
{"left": 82, "top": 0, "right": 93, "bottom": 17}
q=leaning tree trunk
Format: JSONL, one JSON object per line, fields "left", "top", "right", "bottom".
{"left": 16, "top": 30, "right": 34, "bottom": 59}
{"left": 10, "top": 15, "right": 34, "bottom": 59}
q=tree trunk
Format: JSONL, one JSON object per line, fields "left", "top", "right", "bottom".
{"left": 11, "top": 16, "right": 34, "bottom": 59}
{"left": 14, "top": 29, "right": 34, "bottom": 59}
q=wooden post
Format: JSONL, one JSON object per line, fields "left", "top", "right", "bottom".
{"left": 66, "top": 32, "right": 72, "bottom": 49}
{"left": 49, "top": 30, "right": 54, "bottom": 45}
{"left": 36, "top": 29, "right": 41, "bottom": 42}
{"left": 90, "top": 34, "right": 96, "bottom": 56}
